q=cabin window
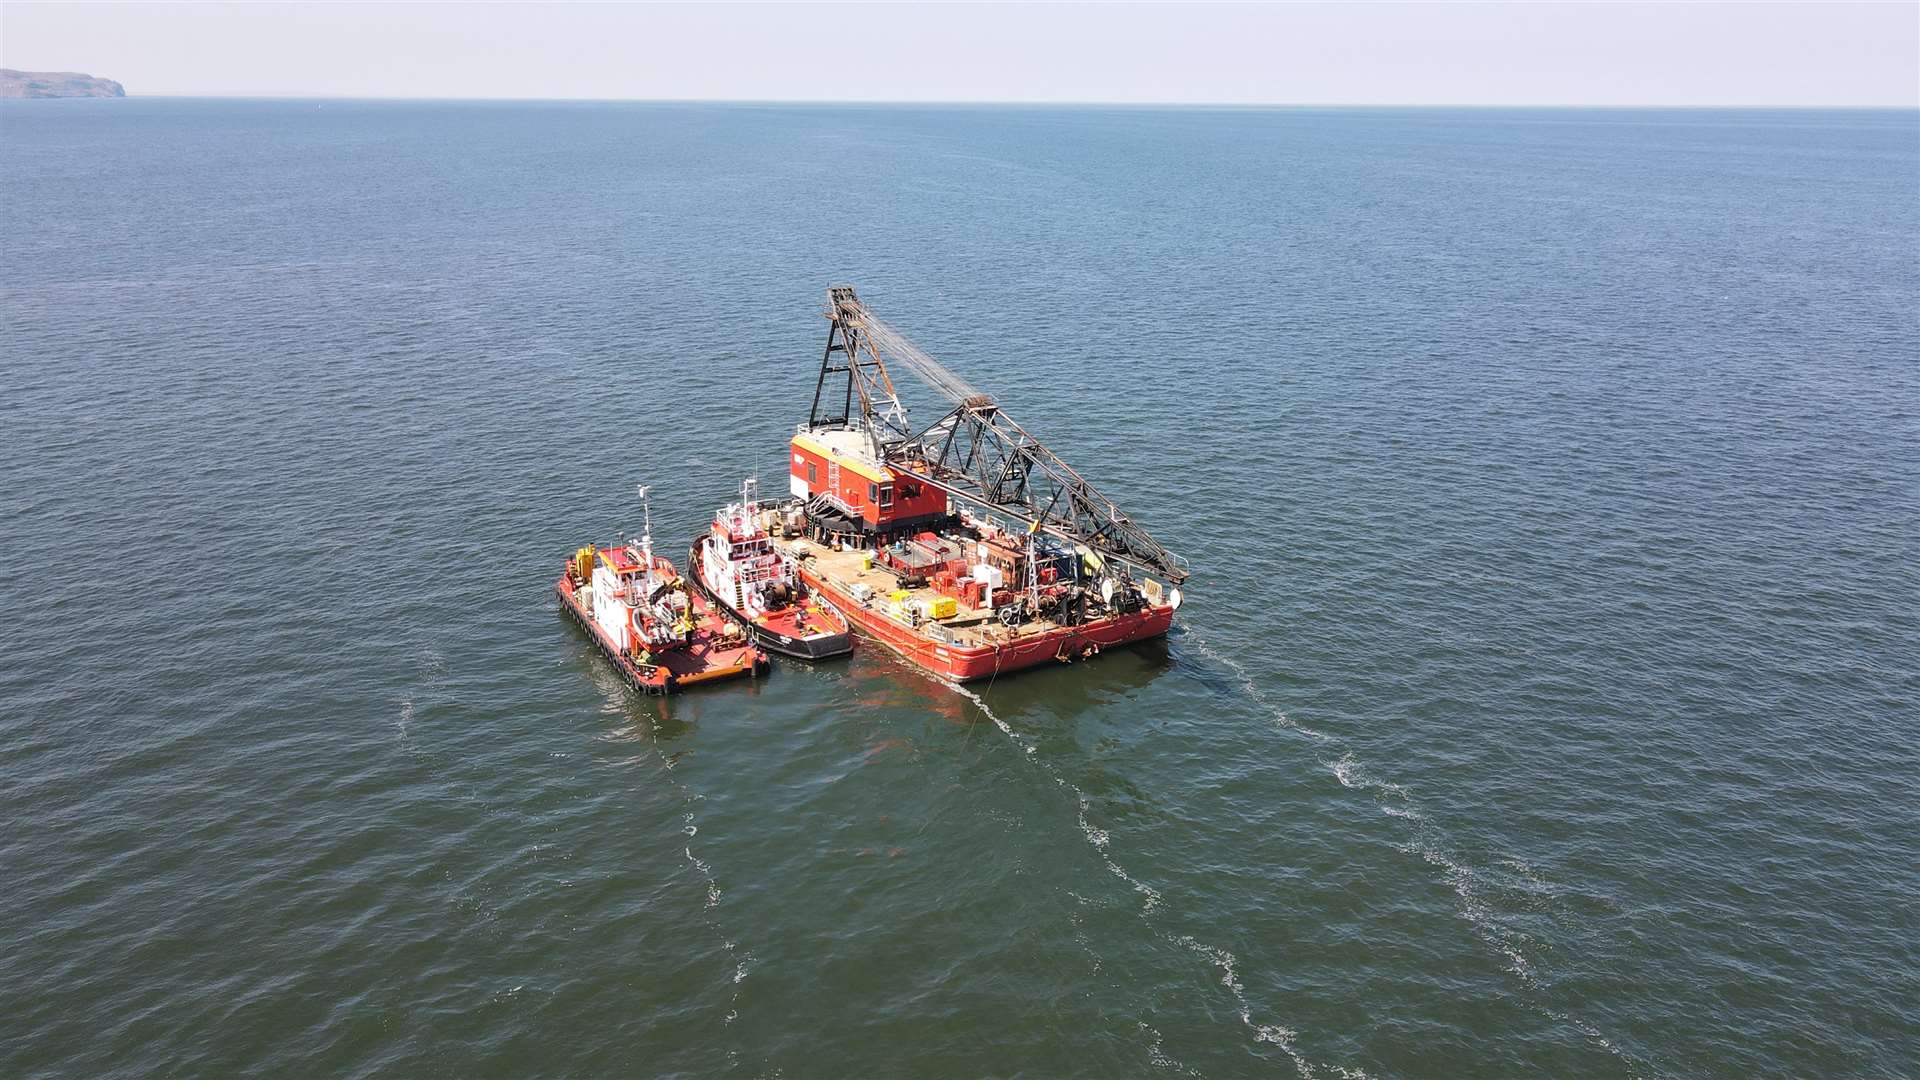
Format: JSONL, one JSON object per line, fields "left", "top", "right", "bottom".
{"left": 879, "top": 484, "right": 894, "bottom": 509}
{"left": 868, "top": 482, "right": 878, "bottom": 503}
{"left": 807, "top": 462, "right": 817, "bottom": 484}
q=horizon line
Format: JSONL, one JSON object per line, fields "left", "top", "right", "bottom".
{"left": 25, "top": 91, "right": 1919, "bottom": 111}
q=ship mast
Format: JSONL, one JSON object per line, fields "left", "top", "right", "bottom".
{"left": 739, "top": 475, "right": 758, "bottom": 532}
{"left": 635, "top": 484, "right": 655, "bottom": 570}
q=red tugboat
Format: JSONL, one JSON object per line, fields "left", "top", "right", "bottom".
{"left": 690, "top": 478, "right": 854, "bottom": 660}
{"left": 777, "top": 286, "right": 1189, "bottom": 683}
{"left": 557, "top": 486, "right": 766, "bottom": 694}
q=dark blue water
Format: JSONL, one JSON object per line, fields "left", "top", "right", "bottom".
{"left": 3, "top": 100, "right": 1916, "bottom": 1077}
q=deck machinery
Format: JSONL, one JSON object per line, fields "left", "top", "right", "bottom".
{"left": 784, "top": 286, "right": 1188, "bottom": 681}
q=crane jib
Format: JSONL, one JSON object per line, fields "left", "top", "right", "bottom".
{"left": 884, "top": 401, "right": 1191, "bottom": 585}
{"left": 813, "top": 285, "right": 1190, "bottom": 585}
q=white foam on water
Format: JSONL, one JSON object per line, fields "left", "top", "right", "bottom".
{"left": 603, "top": 704, "right": 754, "bottom": 1061}
{"left": 1418, "top": 846, "right": 1535, "bottom": 981}
{"left": 1327, "top": 752, "right": 1409, "bottom": 801}
{"left": 962, "top": 695, "right": 1183, "bottom": 1073}
{"left": 394, "top": 645, "right": 448, "bottom": 751}
{"left": 1177, "top": 936, "right": 1319, "bottom": 1077}
{"left": 952, "top": 682, "right": 1373, "bottom": 1073}
{"left": 1077, "top": 790, "right": 1163, "bottom": 913}
{"left": 1196, "top": 630, "right": 1541, "bottom": 980}
{"left": 1498, "top": 855, "right": 1556, "bottom": 899}
{"left": 1138, "top": 1021, "right": 1203, "bottom": 1076}
{"left": 1330, "top": 754, "right": 1356, "bottom": 788}
{"left": 676, "top": 806, "right": 751, "bottom": 1037}
{"left": 1179, "top": 626, "right": 1641, "bottom": 1074}
{"left": 1066, "top": 907, "right": 1103, "bottom": 975}
{"left": 1184, "top": 631, "right": 1328, "bottom": 742}
{"left": 952, "top": 682, "right": 1166, "bottom": 914}
{"left": 1543, "top": 1006, "right": 1644, "bottom": 1079}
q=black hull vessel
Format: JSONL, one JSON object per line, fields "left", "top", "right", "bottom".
{"left": 688, "top": 531, "right": 854, "bottom": 662}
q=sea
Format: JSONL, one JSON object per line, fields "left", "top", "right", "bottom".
{"left": 2, "top": 100, "right": 1916, "bottom": 1078}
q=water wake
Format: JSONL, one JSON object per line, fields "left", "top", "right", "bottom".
{"left": 655, "top": 749, "right": 754, "bottom": 1033}
{"left": 1138, "top": 1020, "right": 1203, "bottom": 1076}
{"left": 588, "top": 682, "right": 754, "bottom": 1069}
{"left": 950, "top": 682, "right": 1353, "bottom": 1078}
{"left": 1179, "top": 628, "right": 1641, "bottom": 1076}
{"left": 1177, "top": 935, "right": 1338, "bottom": 1078}
{"left": 392, "top": 644, "right": 447, "bottom": 754}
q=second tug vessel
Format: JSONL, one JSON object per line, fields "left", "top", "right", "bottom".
{"left": 691, "top": 478, "right": 854, "bottom": 660}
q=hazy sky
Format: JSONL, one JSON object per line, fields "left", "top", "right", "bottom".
{"left": 3, "top": 2, "right": 1915, "bottom": 106}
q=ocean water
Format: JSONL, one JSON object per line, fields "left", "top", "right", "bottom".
{"left": 2, "top": 100, "right": 1916, "bottom": 1078}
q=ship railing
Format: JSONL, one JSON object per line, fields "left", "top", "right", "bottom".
{"left": 736, "top": 565, "right": 777, "bottom": 585}
{"left": 806, "top": 492, "right": 851, "bottom": 518}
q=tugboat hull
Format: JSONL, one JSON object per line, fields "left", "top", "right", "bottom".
{"left": 689, "top": 539, "right": 854, "bottom": 661}
{"left": 556, "top": 562, "right": 765, "bottom": 695}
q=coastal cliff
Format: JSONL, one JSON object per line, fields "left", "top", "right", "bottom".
{"left": 0, "top": 70, "right": 126, "bottom": 99}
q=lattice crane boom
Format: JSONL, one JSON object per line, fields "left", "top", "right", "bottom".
{"left": 809, "top": 286, "right": 1189, "bottom": 584}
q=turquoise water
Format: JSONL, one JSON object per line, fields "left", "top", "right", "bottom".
{"left": 2, "top": 100, "right": 1916, "bottom": 1077}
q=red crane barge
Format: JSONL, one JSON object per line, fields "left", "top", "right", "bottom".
{"left": 775, "top": 286, "right": 1190, "bottom": 682}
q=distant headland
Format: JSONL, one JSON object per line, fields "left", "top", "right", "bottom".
{"left": 1, "top": 70, "right": 126, "bottom": 99}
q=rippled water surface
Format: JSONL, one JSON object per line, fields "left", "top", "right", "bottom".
{"left": 3, "top": 101, "right": 1917, "bottom": 1077}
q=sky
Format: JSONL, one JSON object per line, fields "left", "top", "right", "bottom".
{"left": 2, "top": 1, "right": 1915, "bottom": 107}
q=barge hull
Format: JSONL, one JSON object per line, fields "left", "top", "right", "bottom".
{"left": 799, "top": 565, "right": 1174, "bottom": 682}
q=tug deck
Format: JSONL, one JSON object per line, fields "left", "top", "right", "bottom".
{"left": 556, "top": 558, "right": 765, "bottom": 694}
